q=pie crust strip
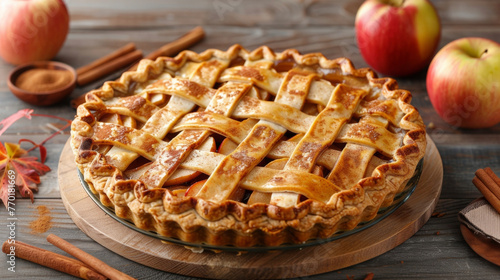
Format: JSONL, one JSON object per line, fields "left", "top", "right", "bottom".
{"left": 269, "top": 84, "right": 368, "bottom": 207}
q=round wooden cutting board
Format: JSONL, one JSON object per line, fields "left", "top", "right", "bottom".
{"left": 58, "top": 136, "right": 443, "bottom": 279}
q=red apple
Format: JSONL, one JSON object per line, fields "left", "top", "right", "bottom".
{"left": 426, "top": 37, "right": 500, "bottom": 129}
{"left": 0, "top": 0, "right": 70, "bottom": 65}
{"left": 355, "top": 0, "right": 441, "bottom": 77}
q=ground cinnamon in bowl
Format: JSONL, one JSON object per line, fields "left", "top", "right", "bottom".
{"left": 7, "top": 61, "right": 77, "bottom": 106}
{"left": 15, "top": 68, "right": 73, "bottom": 93}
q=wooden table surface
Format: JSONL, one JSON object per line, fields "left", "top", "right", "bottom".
{"left": 1, "top": 0, "right": 500, "bottom": 279}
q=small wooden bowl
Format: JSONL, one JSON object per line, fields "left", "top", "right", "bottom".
{"left": 8, "top": 61, "right": 77, "bottom": 106}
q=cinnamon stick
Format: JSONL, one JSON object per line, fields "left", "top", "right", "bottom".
{"left": 147, "top": 26, "right": 205, "bottom": 60}
{"left": 2, "top": 240, "right": 106, "bottom": 280}
{"left": 77, "top": 49, "right": 143, "bottom": 86}
{"left": 473, "top": 168, "right": 500, "bottom": 213}
{"left": 47, "top": 234, "right": 135, "bottom": 280}
{"left": 77, "top": 43, "right": 137, "bottom": 76}
{"left": 484, "top": 167, "right": 500, "bottom": 189}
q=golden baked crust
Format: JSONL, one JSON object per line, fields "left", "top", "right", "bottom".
{"left": 71, "top": 45, "right": 426, "bottom": 247}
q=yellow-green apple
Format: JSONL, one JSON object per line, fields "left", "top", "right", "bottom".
{"left": 355, "top": 0, "right": 441, "bottom": 77}
{"left": 426, "top": 37, "right": 500, "bottom": 129}
{"left": 0, "top": 0, "right": 69, "bottom": 65}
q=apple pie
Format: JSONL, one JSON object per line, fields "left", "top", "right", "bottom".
{"left": 71, "top": 45, "right": 426, "bottom": 248}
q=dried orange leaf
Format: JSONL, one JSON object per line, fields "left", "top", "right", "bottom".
{"left": 0, "top": 142, "right": 50, "bottom": 208}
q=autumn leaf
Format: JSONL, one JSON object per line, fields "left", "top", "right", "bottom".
{"left": 0, "top": 109, "right": 71, "bottom": 209}
{"left": 0, "top": 142, "right": 51, "bottom": 209}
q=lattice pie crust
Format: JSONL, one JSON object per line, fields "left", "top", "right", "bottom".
{"left": 71, "top": 45, "right": 426, "bottom": 247}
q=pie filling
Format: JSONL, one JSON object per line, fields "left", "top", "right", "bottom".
{"left": 71, "top": 45, "right": 426, "bottom": 247}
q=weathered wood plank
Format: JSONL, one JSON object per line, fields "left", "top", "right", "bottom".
{"left": 438, "top": 145, "right": 500, "bottom": 199}
{"left": 64, "top": 0, "right": 500, "bottom": 29}
{"left": 66, "top": 0, "right": 356, "bottom": 28}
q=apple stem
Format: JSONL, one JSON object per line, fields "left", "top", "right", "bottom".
{"left": 480, "top": 49, "right": 488, "bottom": 58}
